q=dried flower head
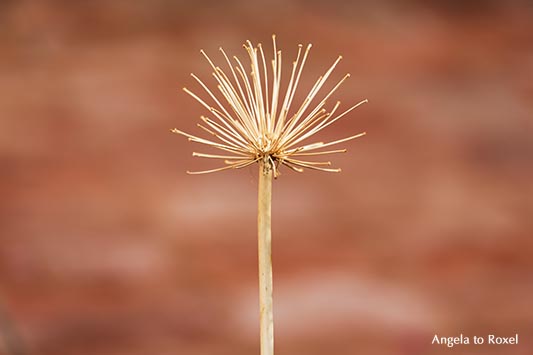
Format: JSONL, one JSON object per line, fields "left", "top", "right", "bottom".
{"left": 172, "top": 35, "right": 367, "bottom": 177}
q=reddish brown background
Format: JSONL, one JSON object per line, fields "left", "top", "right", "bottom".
{"left": 1, "top": 1, "right": 532, "bottom": 354}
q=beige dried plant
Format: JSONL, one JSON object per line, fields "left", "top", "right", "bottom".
{"left": 172, "top": 35, "right": 367, "bottom": 355}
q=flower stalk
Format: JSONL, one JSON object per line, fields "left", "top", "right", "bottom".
{"left": 257, "top": 156, "right": 274, "bottom": 355}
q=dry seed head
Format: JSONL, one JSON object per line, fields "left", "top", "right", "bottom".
{"left": 172, "top": 35, "right": 367, "bottom": 177}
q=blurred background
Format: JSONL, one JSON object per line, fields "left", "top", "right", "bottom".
{"left": 1, "top": 0, "right": 532, "bottom": 354}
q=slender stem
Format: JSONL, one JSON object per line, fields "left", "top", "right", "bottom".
{"left": 257, "top": 156, "right": 274, "bottom": 355}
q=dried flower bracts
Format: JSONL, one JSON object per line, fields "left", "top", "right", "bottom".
{"left": 172, "top": 35, "right": 367, "bottom": 177}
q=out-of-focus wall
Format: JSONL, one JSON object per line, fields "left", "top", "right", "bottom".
{"left": 1, "top": 1, "right": 532, "bottom": 354}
